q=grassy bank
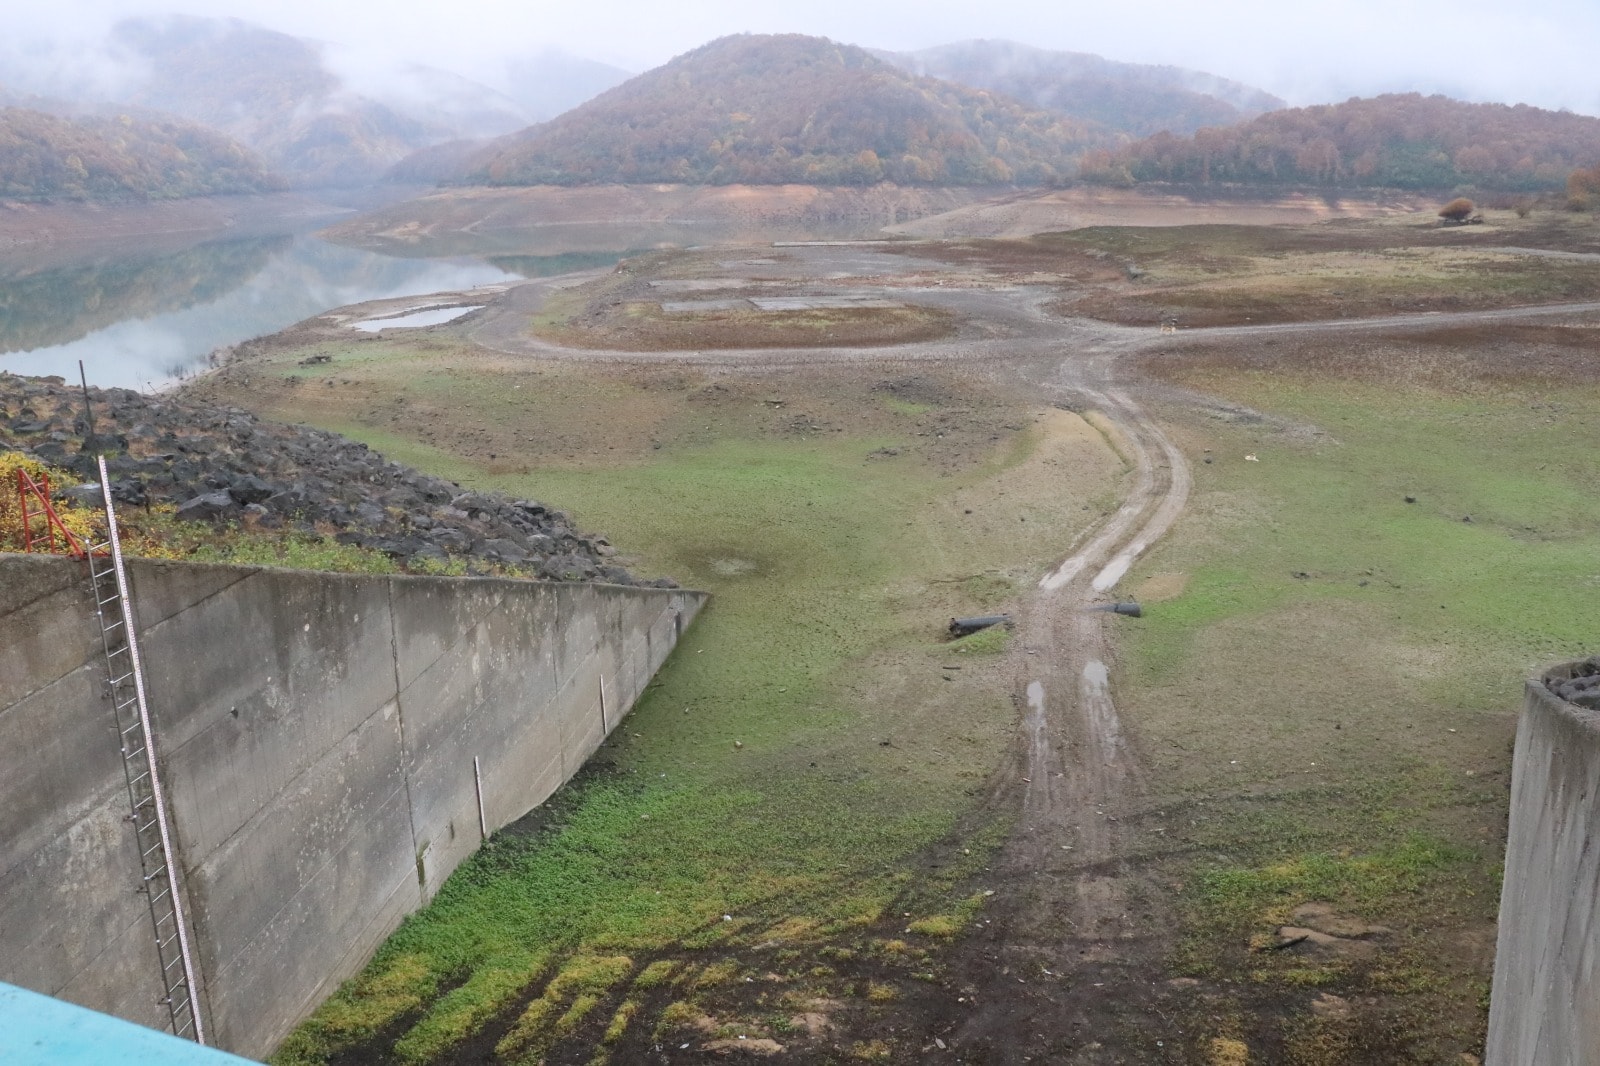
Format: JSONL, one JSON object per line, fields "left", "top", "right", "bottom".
{"left": 254, "top": 343, "right": 1121, "bottom": 1063}
{"left": 1119, "top": 369, "right": 1600, "bottom": 1059}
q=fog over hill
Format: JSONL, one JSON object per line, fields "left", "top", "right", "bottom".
{"left": 501, "top": 48, "right": 633, "bottom": 123}
{"left": 460, "top": 34, "right": 1114, "bottom": 188}
{"left": 877, "top": 40, "right": 1283, "bottom": 138}
{"left": 0, "top": 15, "right": 536, "bottom": 188}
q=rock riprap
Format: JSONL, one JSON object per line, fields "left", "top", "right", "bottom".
{"left": 1548, "top": 657, "right": 1600, "bottom": 711}
{"left": 0, "top": 373, "right": 670, "bottom": 587}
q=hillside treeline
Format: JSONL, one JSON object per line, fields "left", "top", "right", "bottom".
{"left": 1079, "top": 94, "right": 1600, "bottom": 191}
{"left": 0, "top": 107, "right": 282, "bottom": 201}
{"left": 880, "top": 40, "right": 1283, "bottom": 139}
{"left": 465, "top": 34, "right": 1109, "bottom": 187}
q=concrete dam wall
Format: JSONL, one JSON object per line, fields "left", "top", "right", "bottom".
{"left": 1486, "top": 662, "right": 1600, "bottom": 1065}
{"left": 0, "top": 553, "right": 704, "bottom": 1058}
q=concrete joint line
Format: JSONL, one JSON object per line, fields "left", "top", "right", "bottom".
{"left": 385, "top": 578, "right": 423, "bottom": 901}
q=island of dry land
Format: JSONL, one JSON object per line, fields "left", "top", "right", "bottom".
{"left": 177, "top": 202, "right": 1600, "bottom": 1065}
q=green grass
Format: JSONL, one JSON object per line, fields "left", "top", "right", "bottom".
{"left": 1130, "top": 379, "right": 1600, "bottom": 710}
{"left": 1191, "top": 833, "right": 1473, "bottom": 936}
{"left": 1120, "top": 373, "right": 1600, "bottom": 1053}
{"left": 946, "top": 624, "right": 1012, "bottom": 655}
{"left": 271, "top": 398, "right": 1092, "bottom": 1064}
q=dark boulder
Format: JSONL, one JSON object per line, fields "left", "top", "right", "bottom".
{"left": 228, "top": 475, "right": 276, "bottom": 505}
{"left": 176, "top": 490, "right": 241, "bottom": 522}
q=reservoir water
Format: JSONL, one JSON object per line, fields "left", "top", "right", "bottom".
{"left": 0, "top": 206, "right": 882, "bottom": 392}
{"left": 0, "top": 233, "right": 519, "bottom": 390}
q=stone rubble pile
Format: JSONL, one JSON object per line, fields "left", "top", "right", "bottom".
{"left": 1549, "top": 657, "right": 1600, "bottom": 712}
{"left": 0, "top": 374, "right": 669, "bottom": 587}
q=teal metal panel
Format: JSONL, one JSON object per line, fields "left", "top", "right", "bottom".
{"left": 0, "top": 983, "right": 259, "bottom": 1065}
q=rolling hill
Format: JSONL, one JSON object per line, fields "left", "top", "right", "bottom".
{"left": 1081, "top": 93, "right": 1600, "bottom": 191}
{"left": 108, "top": 16, "right": 530, "bottom": 188}
{"left": 0, "top": 16, "right": 534, "bottom": 188}
{"left": 0, "top": 106, "right": 281, "bottom": 202}
{"left": 462, "top": 34, "right": 1114, "bottom": 187}
{"left": 878, "top": 39, "right": 1283, "bottom": 138}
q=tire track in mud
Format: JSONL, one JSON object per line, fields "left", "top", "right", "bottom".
{"left": 941, "top": 366, "right": 1192, "bottom": 1062}
{"left": 447, "top": 251, "right": 1589, "bottom": 1060}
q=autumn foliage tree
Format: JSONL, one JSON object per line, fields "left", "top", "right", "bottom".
{"left": 1080, "top": 94, "right": 1600, "bottom": 192}
{"left": 1568, "top": 163, "right": 1600, "bottom": 210}
{"left": 461, "top": 34, "right": 1113, "bottom": 188}
{"left": 0, "top": 107, "right": 281, "bottom": 201}
{"left": 1438, "top": 197, "right": 1475, "bottom": 222}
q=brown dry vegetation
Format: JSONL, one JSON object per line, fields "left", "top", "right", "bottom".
{"left": 525, "top": 251, "right": 958, "bottom": 351}
{"left": 893, "top": 212, "right": 1600, "bottom": 326}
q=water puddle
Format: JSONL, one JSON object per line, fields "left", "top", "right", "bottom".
{"left": 352, "top": 306, "right": 483, "bottom": 332}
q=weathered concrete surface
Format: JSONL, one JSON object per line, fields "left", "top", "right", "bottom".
{"left": 1486, "top": 661, "right": 1600, "bottom": 1066}
{"left": 0, "top": 553, "right": 703, "bottom": 1059}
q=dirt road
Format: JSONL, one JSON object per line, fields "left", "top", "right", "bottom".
{"left": 439, "top": 244, "right": 1598, "bottom": 1060}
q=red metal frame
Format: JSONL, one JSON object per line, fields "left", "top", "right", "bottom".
{"left": 15, "top": 468, "right": 89, "bottom": 557}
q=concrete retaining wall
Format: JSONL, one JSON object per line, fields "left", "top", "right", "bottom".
{"left": 0, "top": 553, "right": 703, "bottom": 1058}
{"left": 1486, "top": 662, "right": 1600, "bottom": 1066}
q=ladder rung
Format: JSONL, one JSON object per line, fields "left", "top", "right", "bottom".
{"left": 166, "top": 978, "right": 188, "bottom": 997}
{"left": 116, "top": 697, "right": 140, "bottom": 712}
{"left": 125, "top": 747, "right": 148, "bottom": 762}
{"left": 148, "top": 886, "right": 172, "bottom": 906}
{"left": 109, "top": 671, "right": 134, "bottom": 686}
{"left": 142, "top": 840, "right": 163, "bottom": 859}
{"left": 97, "top": 594, "right": 121, "bottom": 607}
{"left": 121, "top": 721, "right": 143, "bottom": 736}
{"left": 159, "top": 936, "right": 181, "bottom": 955}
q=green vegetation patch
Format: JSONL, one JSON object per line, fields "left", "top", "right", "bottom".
{"left": 1120, "top": 371, "right": 1600, "bottom": 1055}
{"left": 269, "top": 369, "right": 1118, "bottom": 1063}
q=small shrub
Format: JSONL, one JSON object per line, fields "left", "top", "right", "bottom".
{"left": 1437, "top": 197, "right": 1475, "bottom": 223}
{"left": 0, "top": 452, "right": 102, "bottom": 552}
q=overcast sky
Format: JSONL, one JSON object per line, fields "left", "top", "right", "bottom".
{"left": 19, "top": 0, "right": 1600, "bottom": 115}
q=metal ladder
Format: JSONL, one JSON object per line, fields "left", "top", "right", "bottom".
{"left": 84, "top": 456, "right": 208, "bottom": 1045}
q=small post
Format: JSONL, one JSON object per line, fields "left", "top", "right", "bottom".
{"left": 78, "top": 359, "right": 96, "bottom": 443}
{"left": 472, "top": 757, "right": 487, "bottom": 841}
{"left": 599, "top": 675, "right": 608, "bottom": 734}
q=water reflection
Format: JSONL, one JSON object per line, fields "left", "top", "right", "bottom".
{"left": 0, "top": 236, "right": 287, "bottom": 355}
{"left": 1, "top": 235, "right": 516, "bottom": 390}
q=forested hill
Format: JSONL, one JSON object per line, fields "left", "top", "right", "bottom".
{"left": 462, "top": 34, "right": 1113, "bottom": 187}
{"left": 1080, "top": 93, "right": 1600, "bottom": 191}
{"left": 0, "top": 107, "right": 282, "bottom": 201}
{"left": 878, "top": 40, "right": 1283, "bottom": 138}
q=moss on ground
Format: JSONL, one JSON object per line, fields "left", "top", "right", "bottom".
{"left": 1120, "top": 372, "right": 1600, "bottom": 1057}
{"left": 267, "top": 361, "right": 1121, "bottom": 1064}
